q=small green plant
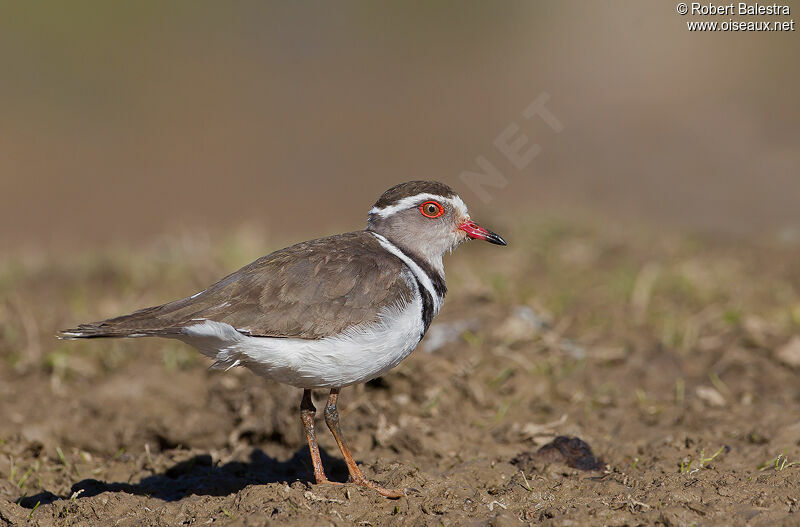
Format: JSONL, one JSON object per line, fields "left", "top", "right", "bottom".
{"left": 44, "top": 350, "right": 71, "bottom": 378}
{"left": 698, "top": 446, "right": 725, "bottom": 467}
{"left": 708, "top": 372, "right": 729, "bottom": 395}
{"left": 675, "top": 378, "right": 685, "bottom": 405}
{"left": 493, "top": 399, "right": 512, "bottom": 423}
{"left": 722, "top": 308, "right": 741, "bottom": 326}
{"left": 56, "top": 446, "right": 68, "bottom": 466}
{"left": 680, "top": 446, "right": 726, "bottom": 474}
{"left": 758, "top": 452, "right": 800, "bottom": 472}
{"left": 162, "top": 345, "right": 197, "bottom": 371}
{"left": 461, "top": 331, "right": 483, "bottom": 348}
{"left": 145, "top": 443, "right": 153, "bottom": 468}
{"left": 16, "top": 462, "right": 39, "bottom": 488}
{"left": 67, "top": 489, "right": 84, "bottom": 513}
{"left": 520, "top": 471, "right": 533, "bottom": 492}
{"left": 422, "top": 389, "right": 443, "bottom": 415}
{"left": 488, "top": 367, "right": 514, "bottom": 390}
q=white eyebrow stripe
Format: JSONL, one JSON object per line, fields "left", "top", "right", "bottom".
{"left": 369, "top": 193, "right": 468, "bottom": 219}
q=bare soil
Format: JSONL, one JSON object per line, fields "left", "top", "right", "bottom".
{"left": 2, "top": 221, "right": 800, "bottom": 526}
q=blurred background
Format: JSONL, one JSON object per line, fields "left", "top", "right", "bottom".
{"left": 1, "top": 1, "right": 798, "bottom": 252}
{"left": 2, "top": 5, "right": 800, "bottom": 523}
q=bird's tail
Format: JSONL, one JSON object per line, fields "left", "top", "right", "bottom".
{"left": 59, "top": 305, "right": 183, "bottom": 340}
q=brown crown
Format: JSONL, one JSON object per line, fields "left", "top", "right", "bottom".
{"left": 372, "top": 181, "right": 457, "bottom": 210}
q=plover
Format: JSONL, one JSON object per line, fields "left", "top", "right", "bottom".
{"left": 62, "top": 181, "right": 506, "bottom": 497}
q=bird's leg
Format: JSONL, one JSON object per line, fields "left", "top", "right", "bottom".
{"left": 324, "top": 388, "right": 405, "bottom": 498}
{"left": 300, "top": 389, "right": 339, "bottom": 486}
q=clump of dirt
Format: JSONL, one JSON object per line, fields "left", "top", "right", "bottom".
{"left": 2, "top": 222, "right": 800, "bottom": 525}
{"left": 512, "top": 436, "right": 605, "bottom": 472}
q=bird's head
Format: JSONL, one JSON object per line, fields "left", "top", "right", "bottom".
{"left": 367, "top": 181, "right": 506, "bottom": 270}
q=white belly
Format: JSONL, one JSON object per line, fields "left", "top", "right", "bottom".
{"left": 176, "top": 294, "right": 426, "bottom": 389}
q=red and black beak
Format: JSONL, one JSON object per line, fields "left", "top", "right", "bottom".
{"left": 458, "top": 220, "right": 507, "bottom": 246}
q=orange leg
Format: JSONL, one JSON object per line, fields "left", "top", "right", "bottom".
{"left": 300, "top": 389, "right": 341, "bottom": 486}
{"left": 324, "top": 388, "right": 404, "bottom": 498}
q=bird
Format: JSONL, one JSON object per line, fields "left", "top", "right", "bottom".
{"left": 61, "top": 180, "right": 506, "bottom": 498}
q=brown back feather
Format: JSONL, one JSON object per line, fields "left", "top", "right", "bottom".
{"left": 63, "top": 232, "right": 415, "bottom": 340}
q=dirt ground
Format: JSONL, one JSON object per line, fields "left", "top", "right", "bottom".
{"left": 2, "top": 220, "right": 800, "bottom": 526}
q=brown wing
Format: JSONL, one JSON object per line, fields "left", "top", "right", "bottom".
{"left": 62, "top": 231, "right": 415, "bottom": 340}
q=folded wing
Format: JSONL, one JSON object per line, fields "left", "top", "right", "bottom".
{"left": 61, "top": 232, "right": 414, "bottom": 340}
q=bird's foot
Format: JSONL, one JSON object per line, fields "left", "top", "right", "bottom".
{"left": 315, "top": 477, "right": 403, "bottom": 498}
{"left": 315, "top": 477, "right": 345, "bottom": 487}
{"left": 353, "top": 478, "right": 405, "bottom": 499}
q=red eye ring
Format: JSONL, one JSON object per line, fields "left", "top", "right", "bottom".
{"left": 419, "top": 201, "right": 444, "bottom": 218}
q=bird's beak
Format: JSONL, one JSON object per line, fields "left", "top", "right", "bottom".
{"left": 458, "top": 220, "right": 507, "bottom": 246}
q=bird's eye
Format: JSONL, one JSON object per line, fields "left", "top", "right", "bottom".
{"left": 419, "top": 201, "right": 444, "bottom": 218}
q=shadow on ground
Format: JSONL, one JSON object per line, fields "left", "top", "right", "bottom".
{"left": 17, "top": 447, "right": 349, "bottom": 508}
